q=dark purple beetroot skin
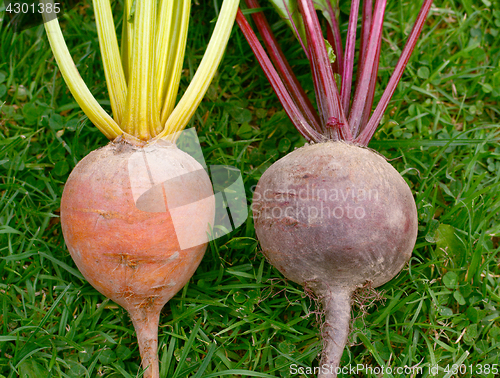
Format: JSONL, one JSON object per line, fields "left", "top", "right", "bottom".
{"left": 252, "top": 141, "right": 417, "bottom": 376}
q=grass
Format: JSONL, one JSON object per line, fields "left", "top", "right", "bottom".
{"left": 1, "top": 0, "right": 500, "bottom": 377}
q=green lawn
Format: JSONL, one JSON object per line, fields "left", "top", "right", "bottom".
{"left": 1, "top": 0, "right": 500, "bottom": 377}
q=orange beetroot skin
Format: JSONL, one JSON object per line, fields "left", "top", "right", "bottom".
{"left": 61, "top": 141, "right": 214, "bottom": 377}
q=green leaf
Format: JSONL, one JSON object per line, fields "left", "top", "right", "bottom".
{"left": 443, "top": 271, "right": 459, "bottom": 290}
{"left": 463, "top": 324, "right": 479, "bottom": 344}
{"left": 481, "top": 83, "right": 493, "bottom": 93}
{"left": 438, "top": 306, "right": 453, "bottom": 317}
{"left": 53, "top": 160, "right": 69, "bottom": 176}
{"left": 278, "top": 138, "right": 291, "bottom": 153}
{"left": 115, "top": 345, "right": 133, "bottom": 360}
{"left": 489, "top": 326, "right": 500, "bottom": 341}
{"left": 234, "top": 109, "right": 253, "bottom": 125}
{"left": 18, "top": 359, "right": 49, "bottom": 378}
{"left": 268, "top": 0, "right": 307, "bottom": 45}
{"left": 312, "top": 0, "right": 339, "bottom": 26}
{"left": 22, "top": 103, "right": 40, "bottom": 125}
{"left": 67, "top": 361, "right": 87, "bottom": 377}
{"left": 233, "top": 292, "right": 246, "bottom": 304}
{"left": 417, "top": 66, "right": 430, "bottom": 79}
{"left": 453, "top": 290, "right": 465, "bottom": 305}
{"left": 49, "top": 114, "right": 64, "bottom": 130}
{"left": 237, "top": 122, "right": 253, "bottom": 139}
{"left": 0, "top": 84, "right": 6, "bottom": 99}
{"left": 98, "top": 348, "right": 116, "bottom": 364}
{"left": 425, "top": 219, "right": 440, "bottom": 243}
{"left": 0, "top": 72, "right": 6, "bottom": 83}
{"left": 459, "top": 283, "right": 473, "bottom": 298}
{"left": 435, "top": 224, "right": 466, "bottom": 262}
{"left": 466, "top": 306, "right": 479, "bottom": 323}
{"left": 325, "top": 39, "right": 336, "bottom": 64}
{"left": 278, "top": 341, "right": 295, "bottom": 354}
{"left": 78, "top": 346, "right": 94, "bottom": 363}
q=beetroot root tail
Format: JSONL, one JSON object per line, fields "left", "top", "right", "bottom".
{"left": 318, "top": 288, "right": 352, "bottom": 378}
{"left": 129, "top": 308, "right": 161, "bottom": 378}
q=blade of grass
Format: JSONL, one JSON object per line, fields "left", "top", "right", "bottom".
{"left": 172, "top": 318, "right": 201, "bottom": 378}
{"left": 348, "top": 0, "right": 386, "bottom": 137}
{"left": 38, "top": 252, "right": 85, "bottom": 281}
{"left": 235, "top": 9, "right": 322, "bottom": 142}
{"left": 159, "top": 0, "right": 190, "bottom": 130}
{"left": 14, "top": 283, "right": 72, "bottom": 366}
{"left": 159, "top": 336, "right": 176, "bottom": 377}
{"left": 245, "top": 0, "right": 321, "bottom": 131}
{"left": 202, "top": 371, "right": 276, "bottom": 378}
{"left": 442, "top": 351, "right": 469, "bottom": 378}
{"left": 192, "top": 342, "right": 217, "bottom": 378}
{"left": 92, "top": 0, "right": 127, "bottom": 126}
{"left": 156, "top": 0, "right": 240, "bottom": 140}
{"left": 356, "top": 0, "right": 434, "bottom": 145}
{"left": 298, "top": 0, "right": 351, "bottom": 140}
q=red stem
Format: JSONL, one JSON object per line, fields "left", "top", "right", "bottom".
{"left": 245, "top": 0, "right": 322, "bottom": 132}
{"left": 236, "top": 9, "right": 322, "bottom": 142}
{"left": 326, "top": 27, "right": 340, "bottom": 75}
{"left": 358, "top": 0, "right": 373, "bottom": 71}
{"left": 325, "top": 2, "right": 344, "bottom": 78}
{"left": 298, "top": 0, "right": 351, "bottom": 141}
{"left": 340, "top": 0, "right": 361, "bottom": 114}
{"left": 348, "top": 0, "right": 386, "bottom": 137}
{"left": 358, "top": 31, "right": 382, "bottom": 136}
{"left": 356, "top": 0, "right": 434, "bottom": 145}
{"left": 281, "top": 0, "right": 309, "bottom": 59}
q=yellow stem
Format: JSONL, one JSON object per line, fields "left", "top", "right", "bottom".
{"left": 120, "top": 0, "right": 131, "bottom": 84}
{"left": 159, "top": 0, "right": 190, "bottom": 128}
{"left": 121, "top": 0, "right": 159, "bottom": 140}
{"left": 155, "top": 0, "right": 175, "bottom": 115}
{"left": 93, "top": 0, "right": 127, "bottom": 125}
{"left": 42, "top": 15, "right": 122, "bottom": 140}
{"left": 157, "top": 0, "right": 240, "bottom": 140}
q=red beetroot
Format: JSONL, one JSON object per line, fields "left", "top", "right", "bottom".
{"left": 237, "top": 0, "right": 432, "bottom": 374}
{"left": 252, "top": 142, "right": 417, "bottom": 375}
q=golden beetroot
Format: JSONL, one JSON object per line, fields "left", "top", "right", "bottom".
{"left": 61, "top": 141, "right": 214, "bottom": 376}
{"left": 42, "top": 0, "right": 240, "bottom": 376}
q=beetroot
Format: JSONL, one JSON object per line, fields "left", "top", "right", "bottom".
{"left": 252, "top": 142, "right": 417, "bottom": 373}
{"left": 61, "top": 140, "right": 215, "bottom": 376}
{"left": 237, "top": 0, "right": 432, "bottom": 374}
